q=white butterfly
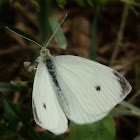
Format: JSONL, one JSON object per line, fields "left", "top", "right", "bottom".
{"left": 32, "top": 48, "right": 132, "bottom": 135}
{"left": 5, "top": 17, "right": 132, "bottom": 135}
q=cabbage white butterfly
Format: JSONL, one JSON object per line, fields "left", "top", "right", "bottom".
{"left": 6, "top": 15, "right": 132, "bottom": 135}
{"left": 32, "top": 48, "right": 131, "bottom": 135}
{"left": 32, "top": 20, "right": 131, "bottom": 134}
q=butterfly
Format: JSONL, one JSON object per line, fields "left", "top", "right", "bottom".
{"left": 32, "top": 48, "right": 131, "bottom": 135}
{"left": 5, "top": 16, "right": 132, "bottom": 135}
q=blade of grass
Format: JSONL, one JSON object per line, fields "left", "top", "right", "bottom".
{"left": 0, "top": 91, "right": 40, "bottom": 139}
{"left": 39, "top": 0, "right": 52, "bottom": 45}
{"left": 89, "top": 3, "right": 100, "bottom": 61}
{"left": 120, "top": 101, "right": 140, "bottom": 113}
{"left": 49, "top": 17, "right": 67, "bottom": 49}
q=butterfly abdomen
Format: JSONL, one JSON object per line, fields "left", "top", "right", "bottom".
{"left": 44, "top": 56, "right": 60, "bottom": 88}
{"left": 44, "top": 56, "right": 70, "bottom": 113}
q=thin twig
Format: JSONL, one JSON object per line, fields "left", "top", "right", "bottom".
{"left": 13, "top": 91, "right": 20, "bottom": 104}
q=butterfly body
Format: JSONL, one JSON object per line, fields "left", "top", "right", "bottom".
{"left": 37, "top": 49, "right": 70, "bottom": 113}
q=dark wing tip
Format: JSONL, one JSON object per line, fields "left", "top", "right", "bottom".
{"left": 113, "top": 71, "right": 132, "bottom": 98}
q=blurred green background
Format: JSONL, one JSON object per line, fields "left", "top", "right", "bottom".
{"left": 0, "top": 0, "right": 140, "bottom": 139}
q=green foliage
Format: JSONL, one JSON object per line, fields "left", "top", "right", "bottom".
{"left": 30, "top": 0, "right": 40, "bottom": 12}
{"left": 0, "top": 82, "right": 18, "bottom": 92}
{"left": 9, "top": 0, "right": 23, "bottom": 11}
{"left": 67, "top": 116, "right": 115, "bottom": 140}
{"left": 121, "top": 0, "right": 140, "bottom": 8}
{"left": 56, "top": 0, "right": 67, "bottom": 9}
{"left": 0, "top": 119, "right": 25, "bottom": 140}
{"left": 133, "top": 134, "right": 140, "bottom": 140}
{"left": 0, "top": 91, "right": 40, "bottom": 139}
{"left": 3, "top": 98, "right": 19, "bottom": 121}
{"left": 121, "top": 0, "right": 140, "bottom": 16}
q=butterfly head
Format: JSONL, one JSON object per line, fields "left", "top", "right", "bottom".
{"left": 40, "top": 48, "right": 53, "bottom": 58}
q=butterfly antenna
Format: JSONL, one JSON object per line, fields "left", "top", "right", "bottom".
{"left": 44, "top": 14, "right": 67, "bottom": 49}
{"left": 5, "top": 26, "right": 43, "bottom": 48}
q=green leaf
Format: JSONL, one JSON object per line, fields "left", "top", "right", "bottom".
{"left": 3, "top": 98, "right": 18, "bottom": 121}
{"left": 120, "top": 101, "right": 140, "bottom": 114}
{"left": 30, "top": 0, "right": 40, "bottom": 12}
{"left": 67, "top": 116, "right": 115, "bottom": 140}
{"left": 56, "top": 0, "right": 67, "bottom": 9}
{"left": 49, "top": 17, "right": 67, "bottom": 49}
{"left": 133, "top": 134, "right": 140, "bottom": 140}
{"left": 0, "top": 82, "right": 18, "bottom": 92}
{"left": 15, "top": 2, "right": 23, "bottom": 11}
{"left": 1, "top": 98, "right": 22, "bottom": 138}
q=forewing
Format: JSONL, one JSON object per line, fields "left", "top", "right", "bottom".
{"left": 53, "top": 55, "right": 131, "bottom": 124}
{"left": 32, "top": 62, "right": 68, "bottom": 134}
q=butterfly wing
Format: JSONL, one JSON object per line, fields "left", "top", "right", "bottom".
{"left": 53, "top": 55, "right": 131, "bottom": 124}
{"left": 32, "top": 62, "right": 68, "bottom": 134}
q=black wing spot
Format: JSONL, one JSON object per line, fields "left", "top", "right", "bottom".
{"left": 43, "top": 103, "right": 46, "bottom": 109}
{"left": 113, "top": 71, "right": 130, "bottom": 97}
{"left": 96, "top": 85, "right": 101, "bottom": 91}
{"left": 32, "top": 100, "right": 41, "bottom": 124}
